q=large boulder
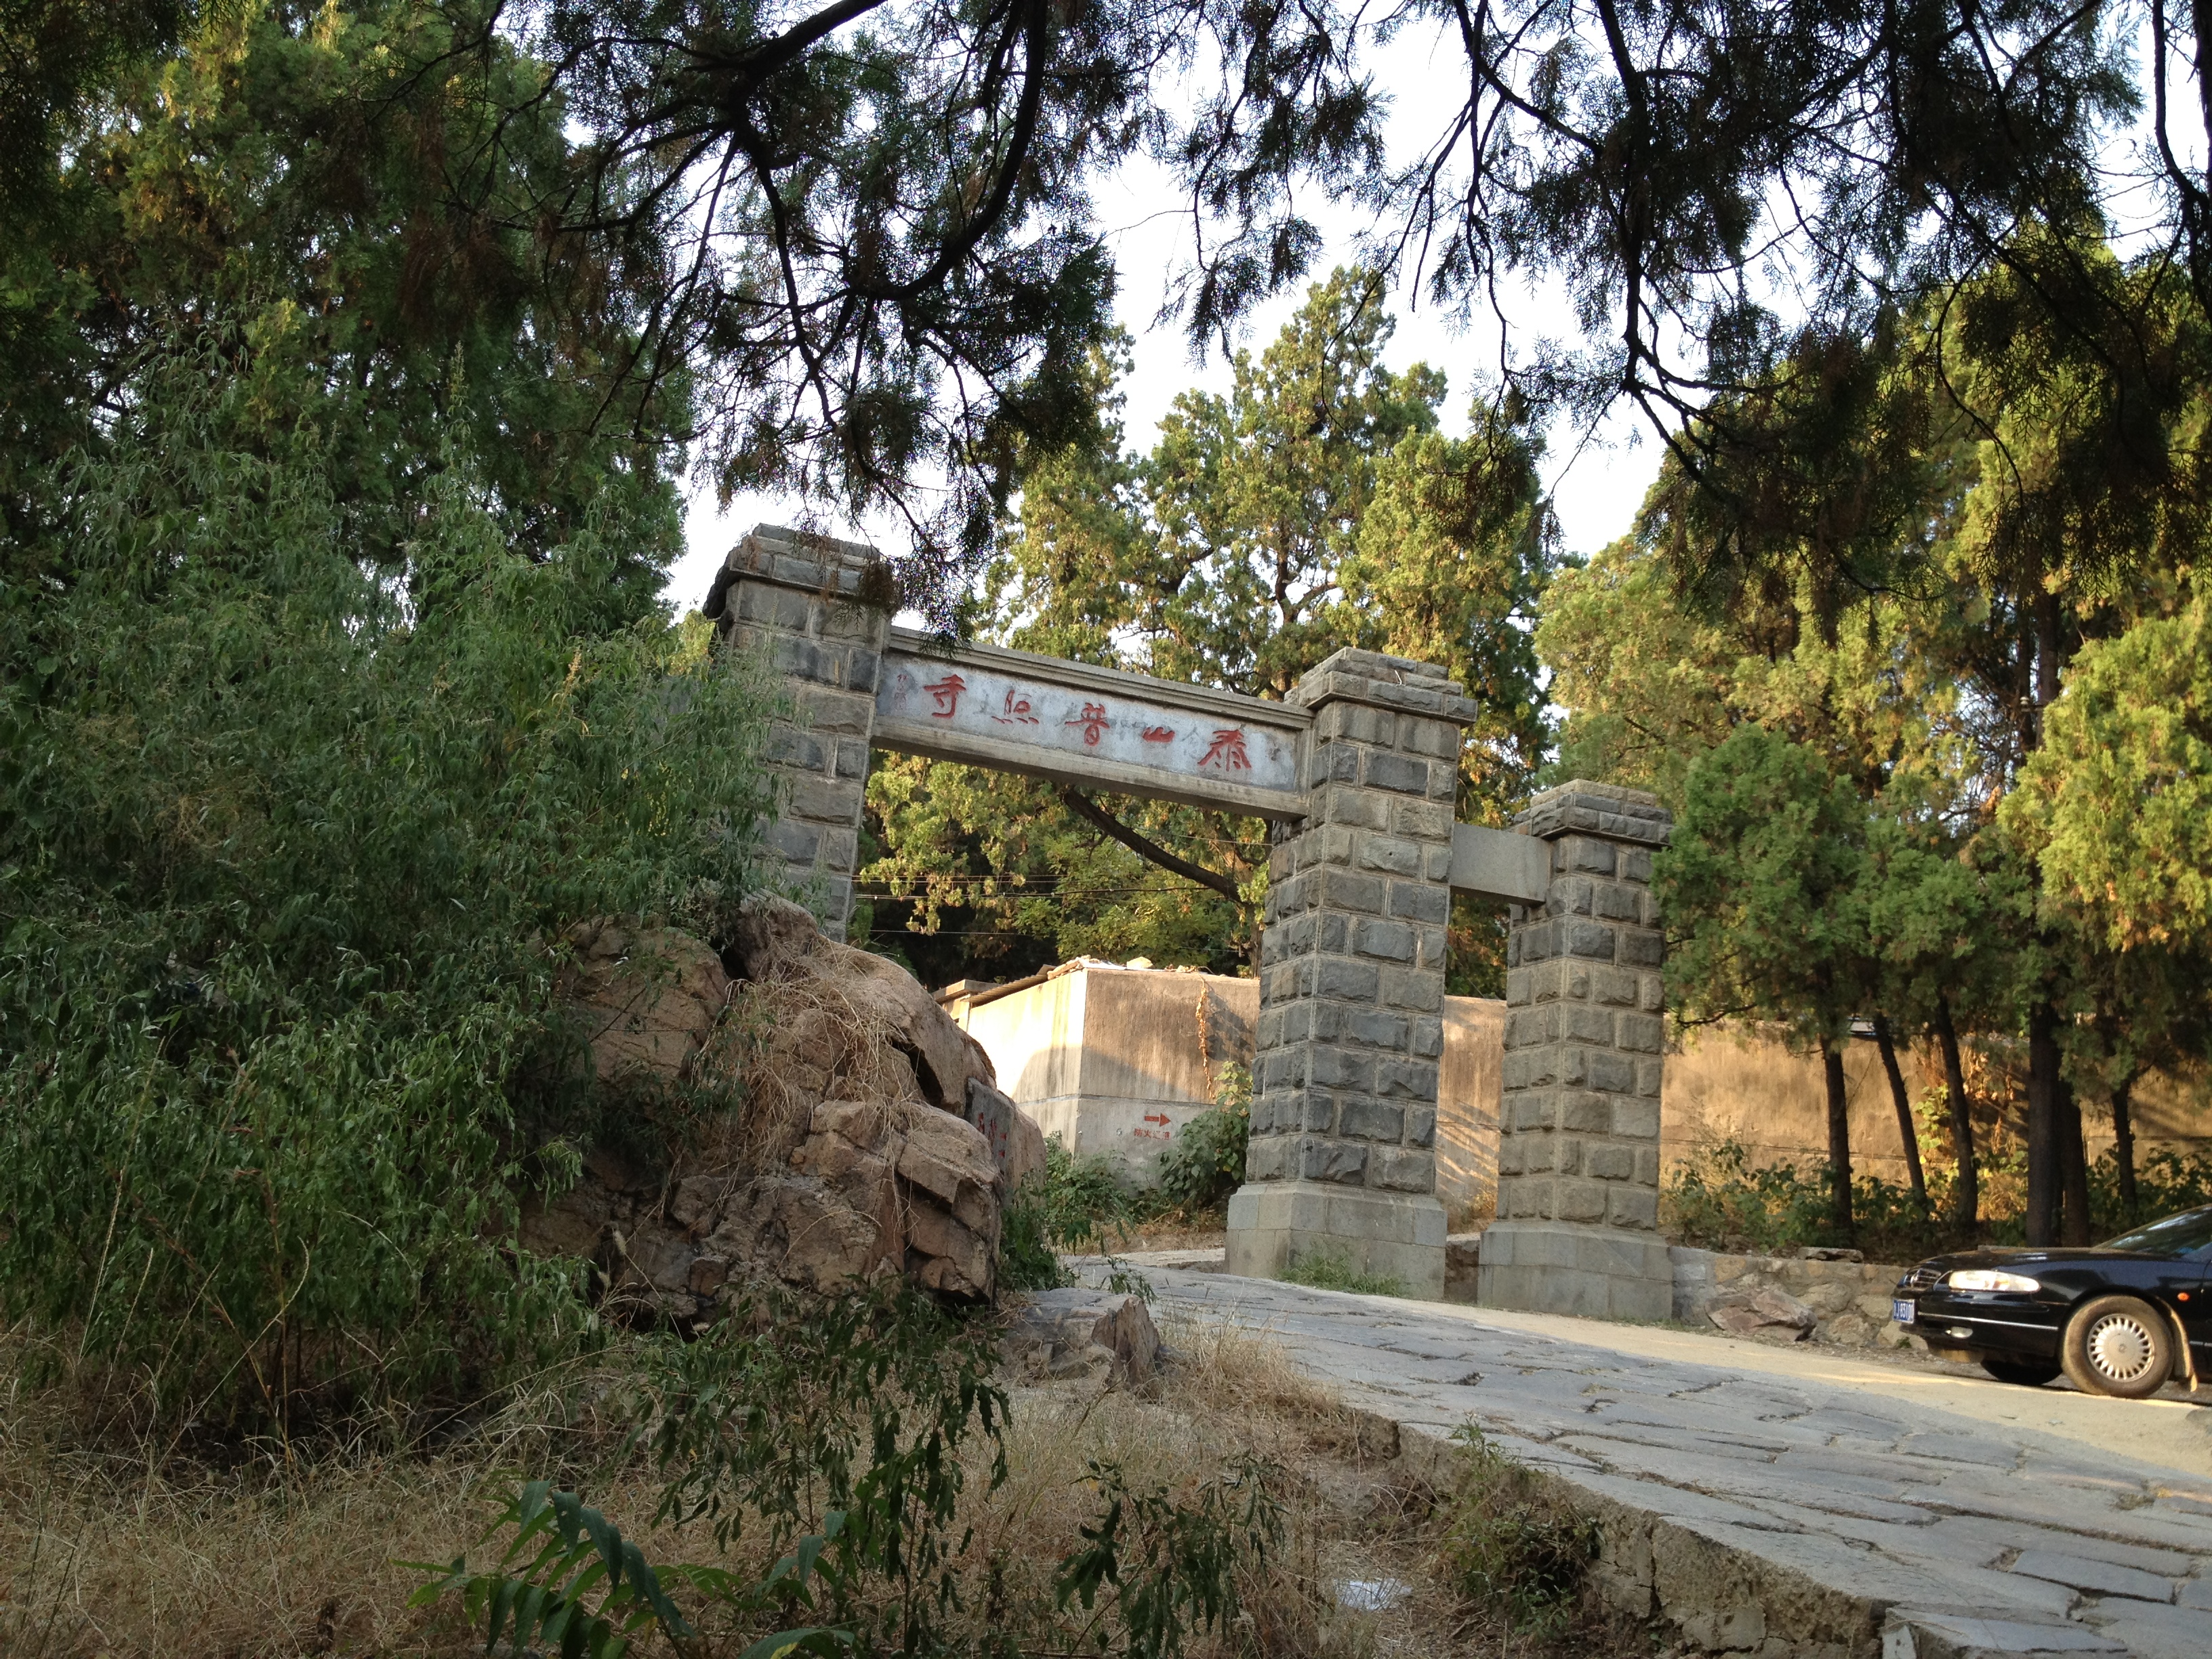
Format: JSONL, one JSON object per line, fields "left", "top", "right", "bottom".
{"left": 729, "top": 895, "right": 996, "bottom": 1113}
{"left": 523, "top": 897, "right": 1025, "bottom": 1317}
{"left": 562, "top": 920, "right": 731, "bottom": 1084}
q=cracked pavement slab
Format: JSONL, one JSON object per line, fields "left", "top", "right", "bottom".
{"left": 1101, "top": 1265, "right": 2212, "bottom": 1657}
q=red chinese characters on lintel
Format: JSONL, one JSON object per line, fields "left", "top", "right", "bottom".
{"left": 922, "top": 673, "right": 966, "bottom": 718}
{"left": 989, "top": 687, "right": 1040, "bottom": 726}
{"left": 1064, "top": 701, "right": 1109, "bottom": 745}
{"left": 1198, "top": 727, "right": 1250, "bottom": 771}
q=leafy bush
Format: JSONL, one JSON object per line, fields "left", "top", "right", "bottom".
{"left": 1277, "top": 1248, "right": 1406, "bottom": 1298}
{"left": 1663, "top": 1138, "right": 2212, "bottom": 1262}
{"left": 1663, "top": 1141, "right": 1973, "bottom": 1261}
{"left": 417, "top": 1282, "right": 1284, "bottom": 1657}
{"left": 1030, "top": 1134, "right": 1141, "bottom": 1252}
{"left": 1441, "top": 1427, "right": 1600, "bottom": 1633}
{"left": 2092, "top": 1147, "right": 2212, "bottom": 1235}
{"left": 1153, "top": 1063, "right": 1252, "bottom": 1218}
{"left": 0, "top": 346, "right": 775, "bottom": 1434}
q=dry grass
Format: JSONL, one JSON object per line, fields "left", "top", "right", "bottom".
{"left": 1, "top": 1317, "right": 1655, "bottom": 1659}
{"left": 0, "top": 1347, "right": 676, "bottom": 1658}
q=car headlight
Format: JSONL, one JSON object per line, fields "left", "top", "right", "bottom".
{"left": 1946, "top": 1269, "right": 2041, "bottom": 1293}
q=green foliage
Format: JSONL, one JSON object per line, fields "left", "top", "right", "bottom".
{"left": 643, "top": 1280, "right": 1006, "bottom": 1654}
{"left": 4, "top": 1, "right": 687, "bottom": 581}
{"left": 1442, "top": 1427, "right": 1600, "bottom": 1633}
{"left": 0, "top": 344, "right": 773, "bottom": 1432}
{"left": 1023, "top": 1135, "right": 1141, "bottom": 1254}
{"left": 995, "top": 1187, "right": 1077, "bottom": 1292}
{"left": 1657, "top": 724, "right": 1872, "bottom": 1045}
{"left": 865, "top": 273, "right": 1551, "bottom": 981}
{"left": 1153, "top": 1063, "right": 1252, "bottom": 1218}
{"left": 1055, "top": 1454, "right": 1283, "bottom": 1659}
{"left": 422, "top": 1285, "right": 1281, "bottom": 1658}
{"left": 1277, "top": 1249, "right": 1406, "bottom": 1298}
{"left": 1662, "top": 1138, "right": 2212, "bottom": 1261}
{"left": 404, "top": 1481, "right": 705, "bottom": 1659}
{"left": 2009, "top": 571, "right": 2212, "bottom": 954}
{"left": 2089, "top": 1147, "right": 2212, "bottom": 1239}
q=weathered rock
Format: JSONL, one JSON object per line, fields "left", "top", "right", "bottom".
{"left": 523, "top": 899, "right": 1012, "bottom": 1318}
{"left": 1005, "top": 1291, "right": 1162, "bottom": 1385}
{"left": 563, "top": 920, "right": 731, "bottom": 1084}
{"left": 1709, "top": 1284, "right": 1818, "bottom": 1341}
{"left": 730, "top": 894, "right": 995, "bottom": 1112}
{"left": 964, "top": 1078, "right": 1048, "bottom": 1191}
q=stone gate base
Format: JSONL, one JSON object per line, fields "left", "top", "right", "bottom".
{"left": 1475, "top": 1219, "right": 1673, "bottom": 1322}
{"left": 1225, "top": 1181, "right": 1448, "bottom": 1300}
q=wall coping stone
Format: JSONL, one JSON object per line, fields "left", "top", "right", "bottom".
{"left": 1513, "top": 781, "right": 1672, "bottom": 846}
{"left": 1289, "top": 648, "right": 1481, "bottom": 724}
{"left": 701, "top": 525, "right": 888, "bottom": 618}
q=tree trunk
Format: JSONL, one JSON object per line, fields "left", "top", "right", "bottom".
{"left": 2059, "top": 1073, "right": 2093, "bottom": 1246}
{"left": 1873, "top": 1015, "right": 1929, "bottom": 1216}
{"left": 1822, "top": 1036, "right": 1853, "bottom": 1240}
{"left": 2022, "top": 593, "right": 2069, "bottom": 1247}
{"left": 1933, "top": 996, "right": 1978, "bottom": 1233}
{"left": 2112, "top": 1074, "right": 2138, "bottom": 1222}
{"left": 2026, "top": 1002, "right": 2063, "bottom": 1246}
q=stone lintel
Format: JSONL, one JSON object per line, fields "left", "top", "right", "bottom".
{"left": 1225, "top": 1179, "right": 1447, "bottom": 1300}
{"left": 874, "top": 630, "right": 1311, "bottom": 821}
{"left": 1474, "top": 1219, "right": 1673, "bottom": 1321}
{"left": 1450, "top": 822, "right": 1551, "bottom": 905}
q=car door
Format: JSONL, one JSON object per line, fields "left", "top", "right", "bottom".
{"left": 2182, "top": 1246, "right": 2212, "bottom": 1374}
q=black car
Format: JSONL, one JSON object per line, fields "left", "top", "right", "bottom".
{"left": 1892, "top": 1204, "right": 2212, "bottom": 1397}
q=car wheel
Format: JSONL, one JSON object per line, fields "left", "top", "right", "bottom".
{"left": 1982, "top": 1356, "right": 2061, "bottom": 1387}
{"left": 2060, "top": 1294, "right": 2175, "bottom": 1398}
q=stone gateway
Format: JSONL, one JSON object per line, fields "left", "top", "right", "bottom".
{"left": 706, "top": 525, "right": 1674, "bottom": 1310}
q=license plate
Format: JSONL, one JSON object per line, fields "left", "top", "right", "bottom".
{"left": 1892, "top": 1298, "right": 1915, "bottom": 1325}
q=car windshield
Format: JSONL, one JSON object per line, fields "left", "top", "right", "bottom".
{"left": 2099, "top": 1207, "right": 2212, "bottom": 1258}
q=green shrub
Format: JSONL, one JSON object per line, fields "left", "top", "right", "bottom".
{"left": 1277, "top": 1248, "right": 1406, "bottom": 1298}
{"left": 1153, "top": 1063, "right": 1251, "bottom": 1218}
{"left": 1663, "top": 1137, "right": 2212, "bottom": 1263}
{"left": 417, "top": 1283, "right": 1284, "bottom": 1657}
{"left": 0, "top": 346, "right": 775, "bottom": 1434}
{"left": 1441, "top": 1426, "right": 1600, "bottom": 1633}
{"left": 1032, "top": 1134, "right": 1141, "bottom": 1252}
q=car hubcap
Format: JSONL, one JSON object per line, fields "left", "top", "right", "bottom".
{"left": 2087, "top": 1314, "right": 2156, "bottom": 1383}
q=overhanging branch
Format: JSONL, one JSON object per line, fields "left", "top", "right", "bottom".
{"left": 1059, "top": 787, "right": 1243, "bottom": 904}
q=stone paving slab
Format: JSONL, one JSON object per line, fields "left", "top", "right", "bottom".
{"left": 1103, "top": 1265, "right": 2212, "bottom": 1658}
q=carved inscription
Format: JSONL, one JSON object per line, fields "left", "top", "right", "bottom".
{"left": 877, "top": 653, "right": 1301, "bottom": 800}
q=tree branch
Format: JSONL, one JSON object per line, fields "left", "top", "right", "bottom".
{"left": 1059, "top": 787, "right": 1243, "bottom": 903}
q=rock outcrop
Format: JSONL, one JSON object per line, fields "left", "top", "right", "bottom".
{"left": 562, "top": 920, "right": 732, "bottom": 1084}
{"left": 1004, "top": 1291, "right": 1162, "bottom": 1385}
{"left": 520, "top": 896, "right": 1042, "bottom": 1318}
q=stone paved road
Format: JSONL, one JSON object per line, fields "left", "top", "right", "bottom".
{"left": 1095, "top": 1265, "right": 2212, "bottom": 1659}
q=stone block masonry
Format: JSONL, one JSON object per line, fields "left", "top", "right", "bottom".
{"left": 1226, "top": 649, "right": 1479, "bottom": 1299}
{"left": 702, "top": 527, "right": 892, "bottom": 941}
{"left": 1479, "top": 780, "right": 1674, "bottom": 1319}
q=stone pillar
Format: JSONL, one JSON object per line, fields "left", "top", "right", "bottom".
{"left": 702, "top": 526, "right": 890, "bottom": 941}
{"left": 1225, "top": 650, "right": 1476, "bottom": 1300}
{"left": 1477, "top": 781, "right": 1674, "bottom": 1319}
